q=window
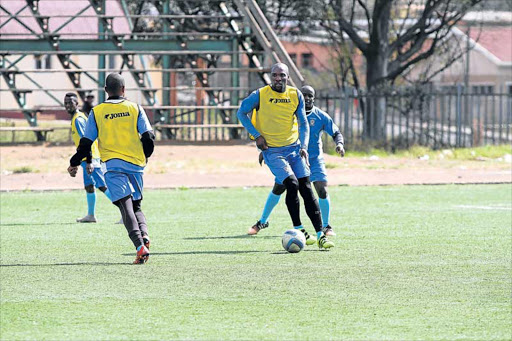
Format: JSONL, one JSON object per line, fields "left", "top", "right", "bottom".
{"left": 35, "top": 55, "right": 52, "bottom": 69}
{"left": 301, "top": 53, "right": 313, "bottom": 69}
{"left": 506, "top": 83, "right": 512, "bottom": 96}
{"left": 289, "top": 53, "right": 297, "bottom": 65}
{"left": 35, "top": 55, "right": 42, "bottom": 69}
{"left": 471, "top": 85, "right": 494, "bottom": 94}
{"left": 44, "top": 55, "right": 51, "bottom": 69}
{"left": 439, "top": 85, "right": 459, "bottom": 94}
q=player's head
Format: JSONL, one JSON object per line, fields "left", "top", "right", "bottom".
{"left": 301, "top": 85, "right": 315, "bottom": 112}
{"left": 105, "top": 73, "right": 125, "bottom": 97}
{"left": 270, "top": 63, "right": 289, "bottom": 93}
{"left": 85, "top": 92, "right": 95, "bottom": 104}
{"left": 64, "top": 93, "right": 78, "bottom": 114}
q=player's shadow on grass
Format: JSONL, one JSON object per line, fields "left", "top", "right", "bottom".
{"left": 0, "top": 223, "right": 73, "bottom": 226}
{"left": 271, "top": 249, "right": 330, "bottom": 254}
{"left": 183, "top": 235, "right": 280, "bottom": 240}
{"left": 122, "top": 250, "right": 267, "bottom": 256}
{"left": 0, "top": 262, "right": 130, "bottom": 267}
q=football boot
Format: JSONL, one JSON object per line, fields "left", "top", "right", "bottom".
{"left": 301, "top": 229, "right": 317, "bottom": 245}
{"left": 248, "top": 220, "right": 269, "bottom": 235}
{"left": 133, "top": 245, "right": 149, "bottom": 264}
{"left": 318, "top": 235, "right": 335, "bottom": 250}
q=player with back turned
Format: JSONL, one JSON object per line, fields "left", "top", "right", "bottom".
{"left": 237, "top": 63, "right": 334, "bottom": 249}
{"left": 67, "top": 73, "right": 156, "bottom": 264}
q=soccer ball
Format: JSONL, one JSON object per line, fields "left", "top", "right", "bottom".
{"left": 281, "top": 229, "right": 306, "bottom": 253}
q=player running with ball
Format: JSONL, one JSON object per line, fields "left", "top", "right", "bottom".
{"left": 248, "top": 85, "right": 345, "bottom": 237}
{"left": 237, "top": 63, "right": 334, "bottom": 250}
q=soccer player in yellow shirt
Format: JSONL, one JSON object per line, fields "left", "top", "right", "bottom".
{"left": 249, "top": 85, "right": 345, "bottom": 237}
{"left": 65, "top": 93, "right": 112, "bottom": 223}
{"left": 67, "top": 74, "right": 155, "bottom": 264}
{"left": 237, "top": 63, "right": 334, "bottom": 249}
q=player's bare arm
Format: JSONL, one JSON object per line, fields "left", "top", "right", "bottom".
{"left": 299, "top": 148, "right": 310, "bottom": 166}
{"left": 256, "top": 136, "right": 268, "bottom": 150}
{"left": 67, "top": 165, "right": 78, "bottom": 177}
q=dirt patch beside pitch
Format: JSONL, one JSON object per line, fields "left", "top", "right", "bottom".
{"left": 1, "top": 143, "right": 510, "bottom": 191}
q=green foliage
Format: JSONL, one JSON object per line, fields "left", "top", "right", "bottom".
{"left": 327, "top": 144, "right": 512, "bottom": 161}
{"left": 1, "top": 185, "right": 511, "bottom": 340}
{"left": 12, "top": 166, "right": 36, "bottom": 174}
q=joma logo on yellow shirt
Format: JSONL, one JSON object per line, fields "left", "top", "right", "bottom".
{"left": 104, "top": 112, "right": 130, "bottom": 119}
{"left": 268, "top": 98, "right": 291, "bottom": 104}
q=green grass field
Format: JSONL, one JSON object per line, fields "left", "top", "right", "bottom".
{"left": 1, "top": 185, "right": 511, "bottom": 340}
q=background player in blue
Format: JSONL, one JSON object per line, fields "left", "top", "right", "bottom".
{"left": 237, "top": 63, "right": 334, "bottom": 249}
{"left": 248, "top": 85, "right": 345, "bottom": 237}
{"left": 67, "top": 73, "right": 155, "bottom": 264}
{"left": 65, "top": 93, "right": 112, "bottom": 223}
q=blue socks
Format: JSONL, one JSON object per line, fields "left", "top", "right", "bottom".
{"left": 103, "top": 189, "right": 112, "bottom": 201}
{"left": 260, "top": 192, "right": 281, "bottom": 224}
{"left": 86, "top": 192, "right": 96, "bottom": 216}
{"left": 318, "top": 196, "right": 330, "bottom": 228}
{"left": 85, "top": 188, "right": 113, "bottom": 217}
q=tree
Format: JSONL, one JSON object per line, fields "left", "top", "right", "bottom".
{"left": 319, "top": 0, "right": 484, "bottom": 139}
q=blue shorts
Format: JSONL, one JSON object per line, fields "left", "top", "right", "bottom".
{"left": 263, "top": 143, "right": 310, "bottom": 185}
{"left": 309, "top": 156, "right": 328, "bottom": 183}
{"left": 105, "top": 171, "right": 144, "bottom": 202}
{"left": 81, "top": 161, "right": 106, "bottom": 188}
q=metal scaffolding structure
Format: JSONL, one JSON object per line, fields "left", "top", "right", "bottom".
{"left": 0, "top": 0, "right": 304, "bottom": 140}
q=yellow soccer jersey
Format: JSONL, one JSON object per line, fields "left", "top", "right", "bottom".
{"left": 92, "top": 99, "right": 146, "bottom": 167}
{"left": 70, "top": 111, "right": 100, "bottom": 160}
{"left": 251, "top": 85, "right": 299, "bottom": 147}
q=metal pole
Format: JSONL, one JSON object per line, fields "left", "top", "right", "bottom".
{"left": 162, "top": 0, "right": 171, "bottom": 127}
{"left": 231, "top": 39, "right": 240, "bottom": 109}
{"left": 498, "top": 86, "right": 503, "bottom": 144}
{"left": 98, "top": 0, "right": 106, "bottom": 103}
{"left": 230, "top": 38, "right": 240, "bottom": 138}
{"left": 463, "top": 27, "right": 471, "bottom": 147}
{"left": 456, "top": 84, "right": 462, "bottom": 147}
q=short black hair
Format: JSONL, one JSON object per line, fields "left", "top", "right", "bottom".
{"left": 105, "top": 73, "right": 125, "bottom": 93}
{"left": 301, "top": 85, "right": 315, "bottom": 96}
{"left": 270, "top": 62, "right": 289, "bottom": 75}
{"left": 65, "top": 92, "right": 78, "bottom": 99}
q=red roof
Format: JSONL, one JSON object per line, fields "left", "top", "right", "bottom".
{"left": 469, "top": 26, "right": 512, "bottom": 63}
{"left": 0, "top": 1, "right": 130, "bottom": 39}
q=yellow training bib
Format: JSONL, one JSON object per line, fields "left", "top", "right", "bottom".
{"left": 92, "top": 100, "right": 146, "bottom": 167}
{"left": 251, "top": 85, "right": 299, "bottom": 147}
{"left": 70, "top": 111, "right": 100, "bottom": 161}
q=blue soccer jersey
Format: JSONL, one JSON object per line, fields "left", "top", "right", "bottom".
{"left": 306, "top": 107, "right": 340, "bottom": 159}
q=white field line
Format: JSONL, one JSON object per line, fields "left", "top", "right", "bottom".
{"left": 455, "top": 204, "right": 512, "bottom": 211}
